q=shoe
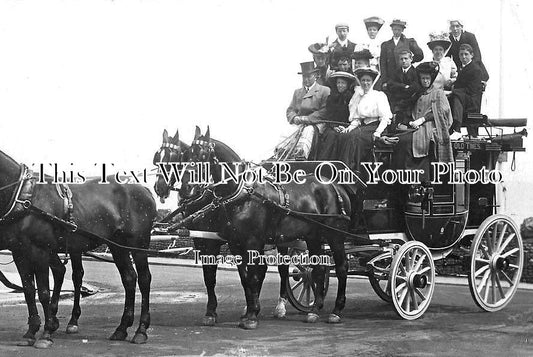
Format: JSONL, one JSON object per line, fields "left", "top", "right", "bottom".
{"left": 449, "top": 131, "right": 463, "bottom": 141}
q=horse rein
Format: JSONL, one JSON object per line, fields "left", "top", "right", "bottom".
{"left": 0, "top": 165, "right": 33, "bottom": 221}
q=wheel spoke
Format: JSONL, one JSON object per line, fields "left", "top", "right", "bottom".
{"left": 398, "top": 285, "right": 408, "bottom": 306}
{"left": 495, "top": 272, "right": 506, "bottom": 300}
{"left": 509, "top": 264, "right": 520, "bottom": 270}
{"left": 477, "top": 269, "right": 490, "bottom": 294}
{"left": 496, "top": 223, "right": 508, "bottom": 252}
{"left": 415, "top": 288, "right": 426, "bottom": 301}
{"left": 480, "top": 245, "right": 491, "bottom": 259}
{"left": 418, "top": 266, "right": 431, "bottom": 275}
{"left": 410, "top": 288, "right": 418, "bottom": 311}
{"left": 491, "top": 271, "right": 496, "bottom": 304}
{"left": 297, "top": 283, "right": 306, "bottom": 301}
{"left": 500, "top": 247, "right": 519, "bottom": 259}
{"left": 483, "top": 271, "right": 491, "bottom": 302}
{"left": 498, "top": 233, "right": 516, "bottom": 254}
{"left": 475, "top": 264, "right": 490, "bottom": 278}
{"left": 405, "top": 292, "right": 411, "bottom": 313}
{"left": 413, "top": 252, "right": 427, "bottom": 272}
{"left": 292, "top": 279, "right": 303, "bottom": 292}
{"left": 395, "top": 282, "right": 407, "bottom": 294}
{"left": 475, "top": 258, "right": 490, "bottom": 264}
{"left": 500, "top": 270, "right": 515, "bottom": 286}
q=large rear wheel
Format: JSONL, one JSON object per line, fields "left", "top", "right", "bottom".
{"left": 468, "top": 214, "right": 524, "bottom": 312}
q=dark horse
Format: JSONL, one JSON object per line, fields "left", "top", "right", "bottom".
{"left": 153, "top": 129, "right": 292, "bottom": 326}
{"left": 178, "top": 127, "right": 354, "bottom": 329}
{"left": 0, "top": 148, "right": 156, "bottom": 348}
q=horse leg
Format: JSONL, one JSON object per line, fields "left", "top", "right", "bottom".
{"left": 242, "top": 240, "right": 267, "bottom": 330}
{"left": 32, "top": 248, "right": 55, "bottom": 349}
{"left": 229, "top": 242, "right": 252, "bottom": 328}
{"left": 199, "top": 239, "right": 222, "bottom": 326}
{"left": 273, "top": 246, "right": 288, "bottom": 319}
{"left": 327, "top": 237, "right": 348, "bottom": 324}
{"left": 48, "top": 253, "right": 66, "bottom": 334}
{"left": 130, "top": 250, "right": 151, "bottom": 344}
{"left": 108, "top": 247, "right": 137, "bottom": 341}
{"left": 12, "top": 250, "right": 41, "bottom": 347}
{"left": 66, "top": 252, "right": 84, "bottom": 334}
{"left": 305, "top": 237, "right": 326, "bottom": 323}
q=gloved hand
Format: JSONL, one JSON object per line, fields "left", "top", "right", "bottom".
{"left": 409, "top": 117, "right": 425, "bottom": 129}
{"left": 374, "top": 135, "right": 399, "bottom": 146}
{"left": 342, "top": 125, "right": 356, "bottom": 133}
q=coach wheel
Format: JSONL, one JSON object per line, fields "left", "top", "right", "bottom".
{"left": 368, "top": 251, "right": 393, "bottom": 303}
{"left": 389, "top": 241, "right": 435, "bottom": 320}
{"left": 468, "top": 214, "right": 524, "bottom": 312}
{"left": 284, "top": 246, "right": 330, "bottom": 313}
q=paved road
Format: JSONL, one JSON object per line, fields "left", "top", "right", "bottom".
{"left": 0, "top": 257, "right": 532, "bottom": 356}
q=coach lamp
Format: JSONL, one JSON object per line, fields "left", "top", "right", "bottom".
{"left": 408, "top": 183, "right": 434, "bottom": 229}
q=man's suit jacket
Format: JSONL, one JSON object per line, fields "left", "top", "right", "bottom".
{"left": 379, "top": 34, "right": 424, "bottom": 83}
{"left": 286, "top": 83, "right": 330, "bottom": 124}
{"left": 386, "top": 66, "right": 421, "bottom": 118}
{"left": 453, "top": 60, "right": 483, "bottom": 112}
{"left": 447, "top": 31, "right": 489, "bottom": 81}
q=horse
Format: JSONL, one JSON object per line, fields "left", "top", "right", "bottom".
{"left": 178, "top": 127, "right": 354, "bottom": 329}
{"left": 153, "top": 129, "right": 291, "bottom": 326}
{"left": 0, "top": 148, "right": 156, "bottom": 348}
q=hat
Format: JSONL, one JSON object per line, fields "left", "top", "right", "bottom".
{"left": 352, "top": 49, "right": 373, "bottom": 61}
{"left": 331, "top": 48, "right": 353, "bottom": 63}
{"left": 448, "top": 19, "right": 463, "bottom": 27}
{"left": 416, "top": 61, "right": 440, "bottom": 84}
{"left": 354, "top": 66, "right": 379, "bottom": 80}
{"left": 363, "top": 17, "right": 385, "bottom": 31}
{"left": 330, "top": 71, "right": 356, "bottom": 82}
{"left": 308, "top": 42, "right": 330, "bottom": 55}
{"left": 390, "top": 19, "right": 407, "bottom": 28}
{"left": 298, "top": 61, "right": 320, "bottom": 75}
{"left": 427, "top": 31, "right": 451, "bottom": 51}
{"left": 335, "top": 22, "right": 349, "bottom": 30}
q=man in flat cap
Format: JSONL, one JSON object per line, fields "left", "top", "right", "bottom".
{"left": 447, "top": 20, "right": 489, "bottom": 84}
{"left": 329, "top": 23, "right": 356, "bottom": 66}
{"left": 380, "top": 19, "right": 424, "bottom": 87}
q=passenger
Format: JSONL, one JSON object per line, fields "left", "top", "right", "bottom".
{"left": 283, "top": 61, "right": 331, "bottom": 160}
{"left": 447, "top": 20, "right": 489, "bottom": 86}
{"left": 355, "top": 16, "right": 385, "bottom": 70}
{"left": 337, "top": 67, "right": 395, "bottom": 173}
{"left": 317, "top": 71, "right": 356, "bottom": 160}
{"left": 380, "top": 19, "right": 424, "bottom": 87}
{"left": 308, "top": 42, "right": 333, "bottom": 87}
{"left": 448, "top": 44, "right": 484, "bottom": 139}
{"left": 427, "top": 32, "right": 457, "bottom": 91}
{"left": 352, "top": 49, "right": 374, "bottom": 70}
{"left": 331, "top": 49, "right": 353, "bottom": 73}
{"left": 385, "top": 50, "right": 422, "bottom": 130}
{"left": 392, "top": 61, "right": 453, "bottom": 182}
{"left": 329, "top": 22, "right": 356, "bottom": 65}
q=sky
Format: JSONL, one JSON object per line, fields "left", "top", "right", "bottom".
{"left": 1, "top": 0, "right": 532, "bottom": 220}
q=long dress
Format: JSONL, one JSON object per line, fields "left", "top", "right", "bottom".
{"left": 316, "top": 89, "right": 353, "bottom": 160}
{"left": 337, "top": 88, "right": 392, "bottom": 173}
{"left": 392, "top": 85, "right": 453, "bottom": 182}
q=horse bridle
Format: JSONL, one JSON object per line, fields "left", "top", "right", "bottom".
{"left": 155, "top": 142, "right": 185, "bottom": 192}
{"left": 0, "top": 164, "right": 33, "bottom": 221}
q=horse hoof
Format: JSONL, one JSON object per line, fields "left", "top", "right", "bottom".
{"left": 327, "top": 313, "right": 341, "bottom": 324}
{"left": 66, "top": 324, "right": 79, "bottom": 334}
{"left": 33, "top": 339, "right": 53, "bottom": 349}
{"left": 131, "top": 332, "right": 148, "bottom": 344}
{"left": 240, "top": 319, "right": 258, "bottom": 330}
{"left": 273, "top": 310, "right": 286, "bottom": 319}
{"left": 202, "top": 316, "right": 217, "bottom": 326}
{"left": 305, "top": 313, "right": 320, "bottom": 323}
{"left": 17, "top": 338, "right": 36, "bottom": 347}
{"left": 109, "top": 330, "right": 128, "bottom": 341}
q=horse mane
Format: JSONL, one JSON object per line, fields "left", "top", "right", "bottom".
{"left": 0, "top": 149, "right": 22, "bottom": 169}
{"left": 211, "top": 138, "right": 241, "bottom": 162}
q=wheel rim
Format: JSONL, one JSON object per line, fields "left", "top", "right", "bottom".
{"left": 469, "top": 215, "right": 524, "bottom": 311}
{"left": 368, "top": 252, "right": 393, "bottom": 303}
{"left": 390, "top": 242, "right": 435, "bottom": 320}
{"left": 284, "top": 247, "right": 330, "bottom": 312}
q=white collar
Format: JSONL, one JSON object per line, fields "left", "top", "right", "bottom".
{"left": 403, "top": 66, "right": 412, "bottom": 73}
{"left": 305, "top": 81, "right": 317, "bottom": 92}
{"left": 337, "top": 38, "right": 348, "bottom": 47}
{"left": 393, "top": 37, "right": 400, "bottom": 45}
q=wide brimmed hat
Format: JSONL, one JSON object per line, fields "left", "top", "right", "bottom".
{"left": 364, "top": 17, "right": 385, "bottom": 31}
{"left": 308, "top": 42, "right": 329, "bottom": 55}
{"left": 330, "top": 71, "right": 356, "bottom": 82}
{"left": 354, "top": 66, "right": 379, "bottom": 80}
{"left": 448, "top": 19, "right": 463, "bottom": 27}
{"left": 390, "top": 19, "right": 407, "bottom": 28}
{"left": 331, "top": 48, "right": 353, "bottom": 63}
{"left": 427, "top": 32, "right": 451, "bottom": 51}
{"left": 352, "top": 49, "right": 373, "bottom": 61}
{"left": 335, "top": 22, "right": 349, "bottom": 30}
{"left": 416, "top": 61, "right": 440, "bottom": 83}
{"left": 298, "top": 61, "right": 320, "bottom": 75}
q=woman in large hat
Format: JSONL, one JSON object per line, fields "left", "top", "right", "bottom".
{"left": 337, "top": 67, "right": 394, "bottom": 172}
{"left": 317, "top": 71, "right": 356, "bottom": 160}
{"left": 427, "top": 32, "right": 457, "bottom": 91}
{"left": 354, "top": 17, "right": 384, "bottom": 70}
{"left": 392, "top": 61, "right": 453, "bottom": 182}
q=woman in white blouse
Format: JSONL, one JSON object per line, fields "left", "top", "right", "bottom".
{"left": 354, "top": 17, "right": 385, "bottom": 70}
{"left": 427, "top": 32, "right": 457, "bottom": 91}
{"left": 338, "top": 67, "right": 393, "bottom": 172}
